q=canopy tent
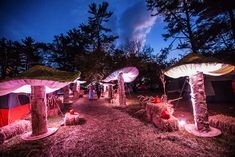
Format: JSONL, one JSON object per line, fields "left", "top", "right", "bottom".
{"left": 0, "top": 65, "right": 80, "bottom": 140}
{"left": 164, "top": 53, "right": 234, "bottom": 137}
{"left": 103, "top": 67, "right": 139, "bottom": 106}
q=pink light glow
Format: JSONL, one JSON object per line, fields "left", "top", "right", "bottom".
{"left": 179, "top": 120, "right": 186, "bottom": 126}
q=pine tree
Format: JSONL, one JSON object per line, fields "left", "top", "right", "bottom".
{"left": 146, "top": 0, "right": 203, "bottom": 53}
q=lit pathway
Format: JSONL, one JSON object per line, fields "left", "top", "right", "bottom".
{"left": 0, "top": 97, "right": 232, "bottom": 157}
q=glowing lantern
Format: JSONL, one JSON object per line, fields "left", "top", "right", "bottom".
{"left": 164, "top": 53, "right": 234, "bottom": 137}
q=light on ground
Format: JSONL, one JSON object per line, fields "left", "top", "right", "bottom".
{"left": 179, "top": 120, "right": 186, "bottom": 126}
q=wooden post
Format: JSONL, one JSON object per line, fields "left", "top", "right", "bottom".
{"left": 118, "top": 72, "right": 126, "bottom": 106}
{"left": 63, "top": 85, "right": 70, "bottom": 103}
{"left": 189, "top": 72, "right": 210, "bottom": 131}
{"left": 31, "top": 86, "right": 48, "bottom": 136}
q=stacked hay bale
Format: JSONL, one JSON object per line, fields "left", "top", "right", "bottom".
{"left": 0, "top": 120, "right": 31, "bottom": 144}
{"left": 146, "top": 102, "right": 179, "bottom": 132}
{"left": 137, "top": 95, "right": 154, "bottom": 106}
{"left": 209, "top": 114, "right": 235, "bottom": 134}
{"left": 64, "top": 112, "right": 80, "bottom": 126}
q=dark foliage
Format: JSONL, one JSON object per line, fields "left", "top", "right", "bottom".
{"left": 146, "top": 0, "right": 235, "bottom": 64}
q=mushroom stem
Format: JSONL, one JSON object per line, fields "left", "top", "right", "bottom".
{"left": 118, "top": 73, "right": 126, "bottom": 106}
{"left": 63, "top": 85, "right": 70, "bottom": 103}
{"left": 73, "top": 82, "right": 79, "bottom": 100}
{"left": 108, "top": 84, "right": 113, "bottom": 99}
{"left": 31, "top": 86, "right": 48, "bottom": 136}
{"left": 189, "top": 72, "right": 210, "bottom": 131}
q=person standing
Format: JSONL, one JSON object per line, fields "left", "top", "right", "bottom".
{"left": 95, "top": 82, "right": 101, "bottom": 99}
{"left": 88, "top": 84, "right": 94, "bottom": 100}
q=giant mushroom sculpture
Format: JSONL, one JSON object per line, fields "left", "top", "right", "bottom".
{"left": 103, "top": 67, "right": 139, "bottom": 106}
{"left": 164, "top": 53, "right": 234, "bottom": 137}
{"left": 0, "top": 65, "right": 80, "bottom": 140}
{"left": 73, "top": 80, "right": 86, "bottom": 100}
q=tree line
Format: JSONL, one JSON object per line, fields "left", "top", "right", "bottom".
{"left": 0, "top": 1, "right": 234, "bottom": 87}
{"left": 146, "top": 0, "right": 235, "bottom": 63}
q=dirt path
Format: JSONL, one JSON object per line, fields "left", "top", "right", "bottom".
{"left": 0, "top": 97, "right": 234, "bottom": 157}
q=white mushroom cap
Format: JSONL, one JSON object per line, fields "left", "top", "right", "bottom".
{"left": 103, "top": 67, "right": 139, "bottom": 83}
{"left": 0, "top": 65, "right": 80, "bottom": 96}
{"left": 165, "top": 63, "right": 234, "bottom": 78}
{"left": 76, "top": 80, "right": 86, "bottom": 84}
{"left": 0, "top": 79, "right": 70, "bottom": 96}
{"left": 164, "top": 53, "right": 234, "bottom": 78}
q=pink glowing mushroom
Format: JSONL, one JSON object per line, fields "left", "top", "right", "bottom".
{"left": 164, "top": 53, "right": 234, "bottom": 137}
{"left": 0, "top": 65, "right": 80, "bottom": 140}
{"left": 103, "top": 67, "right": 139, "bottom": 106}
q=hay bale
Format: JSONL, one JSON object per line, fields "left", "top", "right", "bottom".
{"left": 0, "top": 120, "right": 31, "bottom": 144}
{"left": 64, "top": 113, "right": 80, "bottom": 126}
{"left": 146, "top": 103, "right": 179, "bottom": 132}
{"left": 0, "top": 130, "right": 5, "bottom": 144}
{"left": 209, "top": 114, "right": 235, "bottom": 134}
{"left": 152, "top": 116, "right": 179, "bottom": 132}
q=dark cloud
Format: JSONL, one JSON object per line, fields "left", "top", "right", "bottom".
{"left": 119, "top": 0, "right": 157, "bottom": 47}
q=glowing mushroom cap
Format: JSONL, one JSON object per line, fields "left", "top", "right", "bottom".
{"left": 77, "top": 80, "right": 86, "bottom": 84}
{"left": 164, "top": 53, "right": 234, "bottom": 78}
{"left": 0, "top": 65, "right": 80, "bottom": 96}
{"left": 103, "top": 67, "right": 139, "bottom": 83}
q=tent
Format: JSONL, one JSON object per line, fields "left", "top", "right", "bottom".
{"left": 167, "top": 72, "right": 235, "bottom": 103}
{"left": 0, "top": 93, "right": 30, "bottom": 127}
{"left": 205, "top": 72, "right": 235, "bottom": 102}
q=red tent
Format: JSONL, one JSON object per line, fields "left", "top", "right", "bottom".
{"left": 0, "top": 93, "right": 30, "bottom": 127}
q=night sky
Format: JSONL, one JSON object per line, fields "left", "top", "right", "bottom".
{"left": 0, "top": 0, "right": 181, "bottom": 59}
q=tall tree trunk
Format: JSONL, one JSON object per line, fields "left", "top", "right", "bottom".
{"left": 118, "top": 73, "right": 126, "bottom": 106}
{"left": 189, "top": 72, "right": 210, "bottom": 131}
{"left": 31, "top": 86, "right": 48, "bottom": 136}
{"left": 228, "top": 9, "right": 235, "bottom": 41}
{"left": 63, "top": 85, "right": 70, "bottom": 103}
